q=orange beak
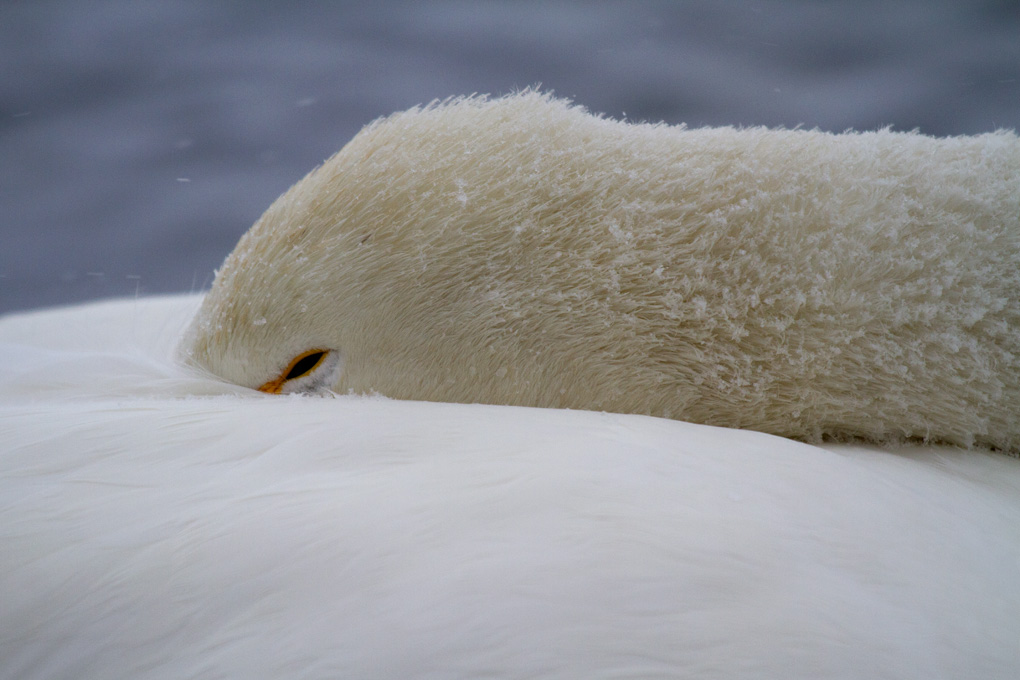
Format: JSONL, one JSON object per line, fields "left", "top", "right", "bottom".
{"left": 256, "top": 377, "right": 285, "bottom": 394}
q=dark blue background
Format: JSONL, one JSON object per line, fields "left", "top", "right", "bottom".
{"left": 2, "top": 0, "right": 1018, "bottom": 313}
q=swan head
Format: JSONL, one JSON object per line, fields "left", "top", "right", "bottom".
{"left": 178, "top": 92, "right": 602, "bottom": 404}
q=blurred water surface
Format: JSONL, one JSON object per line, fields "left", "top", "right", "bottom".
{"left": 1, "top": 0, "right": 1018, "bottom": 312}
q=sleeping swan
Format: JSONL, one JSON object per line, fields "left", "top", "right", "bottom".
{"left": 178, "top": 92, "right": 1020, "bottom": 452}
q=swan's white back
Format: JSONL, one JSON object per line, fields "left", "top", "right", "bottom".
{"left": 2, "top": 296, "right": 1019, "bottom": 679}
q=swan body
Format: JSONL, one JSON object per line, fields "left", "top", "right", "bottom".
{"left": 179, "top": 92, "right": 1020, "bottom": 451}
{"left": 2, "top": 296, "right": 1020, "bottom": 678}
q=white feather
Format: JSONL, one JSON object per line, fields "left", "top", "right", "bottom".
{"left": 2, "top": 295, "right": 1019, "bottom": 679}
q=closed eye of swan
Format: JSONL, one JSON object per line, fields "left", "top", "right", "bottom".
{"left": 285, "top": 350, "right": 327, "bottom": 380}
{"left": 257, "top": 349, "right": 332, "bottom": 394}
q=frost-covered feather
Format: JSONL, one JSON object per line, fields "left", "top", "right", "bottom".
{"left": 180, "top": 91, "right": 1020, "bottom": 452}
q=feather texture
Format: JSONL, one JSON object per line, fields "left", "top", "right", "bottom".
{"left": 180, "top": 92, "right": 1020, "bottom": 451}
{"left": 2, "top": 296, "right": 1020, "bottom": 679}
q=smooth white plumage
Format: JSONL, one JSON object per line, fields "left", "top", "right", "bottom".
{"left": 2, "top": 295, "right": 1019, "bottom": 679}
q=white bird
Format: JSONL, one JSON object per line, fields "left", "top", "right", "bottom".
{"left": 4, "top": 93, "right": 1019, "bottom": 679}
{"left": 1, "top": 295, "right": 1019, "bottom": 679}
